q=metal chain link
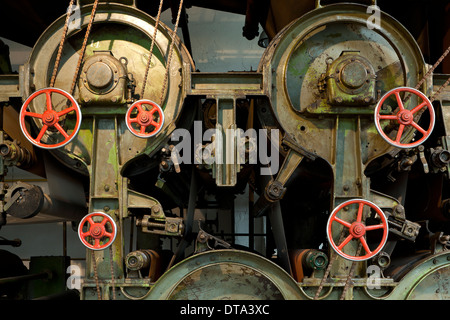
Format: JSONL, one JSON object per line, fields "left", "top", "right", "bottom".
{"left": 314, "top": 230, "right": 345, "bottom": 300}
{"left": 431, "top": 76, "right": 450, "bottom": 103}
{"left": 69, "top": 0, "right": 100, "bottom": 96}
{"left": 402, "top": 44, "right": 450, "bottom": 104}
{"left": 141, "top": 0, "right": 164, "bottom": 99}
{"left": 91, "top": 250, "right": 102, "bottom": 300}
{"left": 416, "top": 45, "right": 450, "bottom": 94}
{"left": 159, "top": 0, "right": 184, "bottom": 106}
{"left": 49, "top": 0, "right": 75, "bottom": 88}
{"left": 109, "top": 245, "right": 116, "bottom": 300}
{"left": 339, "top": 242, "right": 362, "bottom": 300}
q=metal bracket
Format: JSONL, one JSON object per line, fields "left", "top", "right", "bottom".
{"left": 194, "top": 226, "right": 232, "bottom": 254}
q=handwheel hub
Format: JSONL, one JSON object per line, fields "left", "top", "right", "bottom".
{"left": 350, "top": 222, "right": 365, "bottom": 238}
{"left": 398, "top": 110, "right": 413, "bottom": 125}
{"left": 42, "top": 110, "right": 58, "bottom": 126}
{"left": 138, "top": 112, "right": 151, "bottom": 125}
{"left": 90, "top": 225, "right": 104, "bottom": 238}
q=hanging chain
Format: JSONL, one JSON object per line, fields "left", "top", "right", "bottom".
{"left": 69, "top": 0, "right": 100, "bottom": 96}
{"left": 91, "top": 250, "right": 102, "bottom": 300}
{"left": 416, "top": 45, "right": 450, "bottom": 95}
{"left": 50, "top": 0, "right": 76, "bottom": 88}
{"left": 158, "top": 0, "right": 184, "bottom": 106}
{"left": 141, "top": 0, "right": 164, "bottom": 99}
{"left": 109, "top": 245, "right": 116, "bottom": 300}
{"left": 431, "top": 76, "right": 450, "bottom": 103}
{"left": 91, "top": 246, "right": 116, "bottom": 300}
{"left": 403, "top": 44, "right": 450, "bottom": 104}
{"left": 314, "top": 230, "right": 345, "bottom": 300}
{"left": 138, "top": 0, "right": 183, "bottom": 110}
{"left": 339, "top": 242, "right": 362, "bottom": 300}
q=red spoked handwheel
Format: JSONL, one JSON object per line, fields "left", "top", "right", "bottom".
{"left": 326, "top": 199, "right": 389, "bottom": 261}
{"left": 19, "top": 88, "right": 82, "bottom": 149}
{"left": 78, "top": 212, "right": 117, "bottom": 250}
{"left": 374, "top": 87, "right": 435, "bottom": 149}
{"left": 125, "top": 99, "right": 165, "bottom": 138}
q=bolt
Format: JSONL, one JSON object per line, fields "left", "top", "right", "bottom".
{"left": 343, "top": 185, "right": 349, "bottom": 191}
{"left": 103, "top": 206, "right": 110, "bottom": 212}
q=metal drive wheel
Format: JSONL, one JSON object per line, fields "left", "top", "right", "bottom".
{"left": 146, "top": 249, "right": 304, "bottom": 300}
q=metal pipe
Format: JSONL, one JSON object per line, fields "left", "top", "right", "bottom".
{"left": 0, "top": 270, "right": 51, "bottom": 285}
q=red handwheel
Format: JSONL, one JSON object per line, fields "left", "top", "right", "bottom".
{"left": 125, "top": 100, "right": 165, "bottom": 138}
{"left": 78, "top": 212, "right": 117, "bottom": 250}
{"left": 326, "top": 199, "right": 389, "bottom": 261}
{"left": 374, "top": 87, "right": 435, "bottom": 149}
{"left": 19, "top": 88, "right": 82, "bottom": 149}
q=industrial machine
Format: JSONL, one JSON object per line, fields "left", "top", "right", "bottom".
{"left": 0, "top": 0, "right": 449, "bottom": 300}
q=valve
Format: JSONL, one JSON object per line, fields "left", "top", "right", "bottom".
{"left": 78, "top": 212, "right": 117, "bottom": 250}
{"left": 374, "top": 87, "right": 435, "bottom": 149}
{"left": 19, "top": 88, "right": 82, "bottom": 149}
{"left": 125, "top": 100, "right": 165, "bottom": 138}
{"left": 326, "top": 199, "right": 389, "bottom": 261}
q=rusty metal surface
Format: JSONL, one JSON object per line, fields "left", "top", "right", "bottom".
{"left": 147, "top": 249, "right": 303, "bottom": 300}
{"left": 1, "top": 0, "right": 450, "bottom": 302}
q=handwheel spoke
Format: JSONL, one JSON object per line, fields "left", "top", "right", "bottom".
{"left": 35, "top": 125, "right": 48, "bottom": 143}
{"left": 410, "top": 100, "right": 428, "bottom": 114}
{"left": 94, "top": 238, "right": 100, "bottom": 249}
{"left": 365, "top": 224, "right": 385, "bottom": 231}
{"left": 379, "top": 115, "right": 397, "bottom": 120}
{"left": 87, "top": 216, "right": 95, "bottom": 226}
{"left": 333, "top": 216, "right": 352, "bottom": 228}
{"left": 54, "top": 123, "right": 70, "bottom": 139}
{"left": 338, "top": 234, "right": 354, "bottom": 250}
{"left": 411, "top": 121, "right": 427, "bottom": 135}
{"left": 140, "top": 126, "right": 146, "bottom": 134}
{"left": 24, "top": 111, "right": 43, "bottom": 119}
{"left": 104, "top": 232, "right": 113, "bottom": 238}
{"left": 395, "top": 91, "right": 405, "bottom": 111}
{"left": 81, "top": 231, "right": 91, "bottom": 238}
{"left": 150, "top": 120, "right": 161, "bottom": 128}
{"left": 395, "top": 124, "right": 405, "bottom": 143}
{"left": 359, "top": 236, "right": 372, "bottom": 255}
{"left": 356, "top": 202, "right": 364, "bottom": 222}
{"left": 149, "top": 106, "right": 158, "bottom": 115}
{"left": 45, "top": 91, "right": 53, "bottom": 111}
{"left": 57, "top": 106, "right": 76, "bottom": 117}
